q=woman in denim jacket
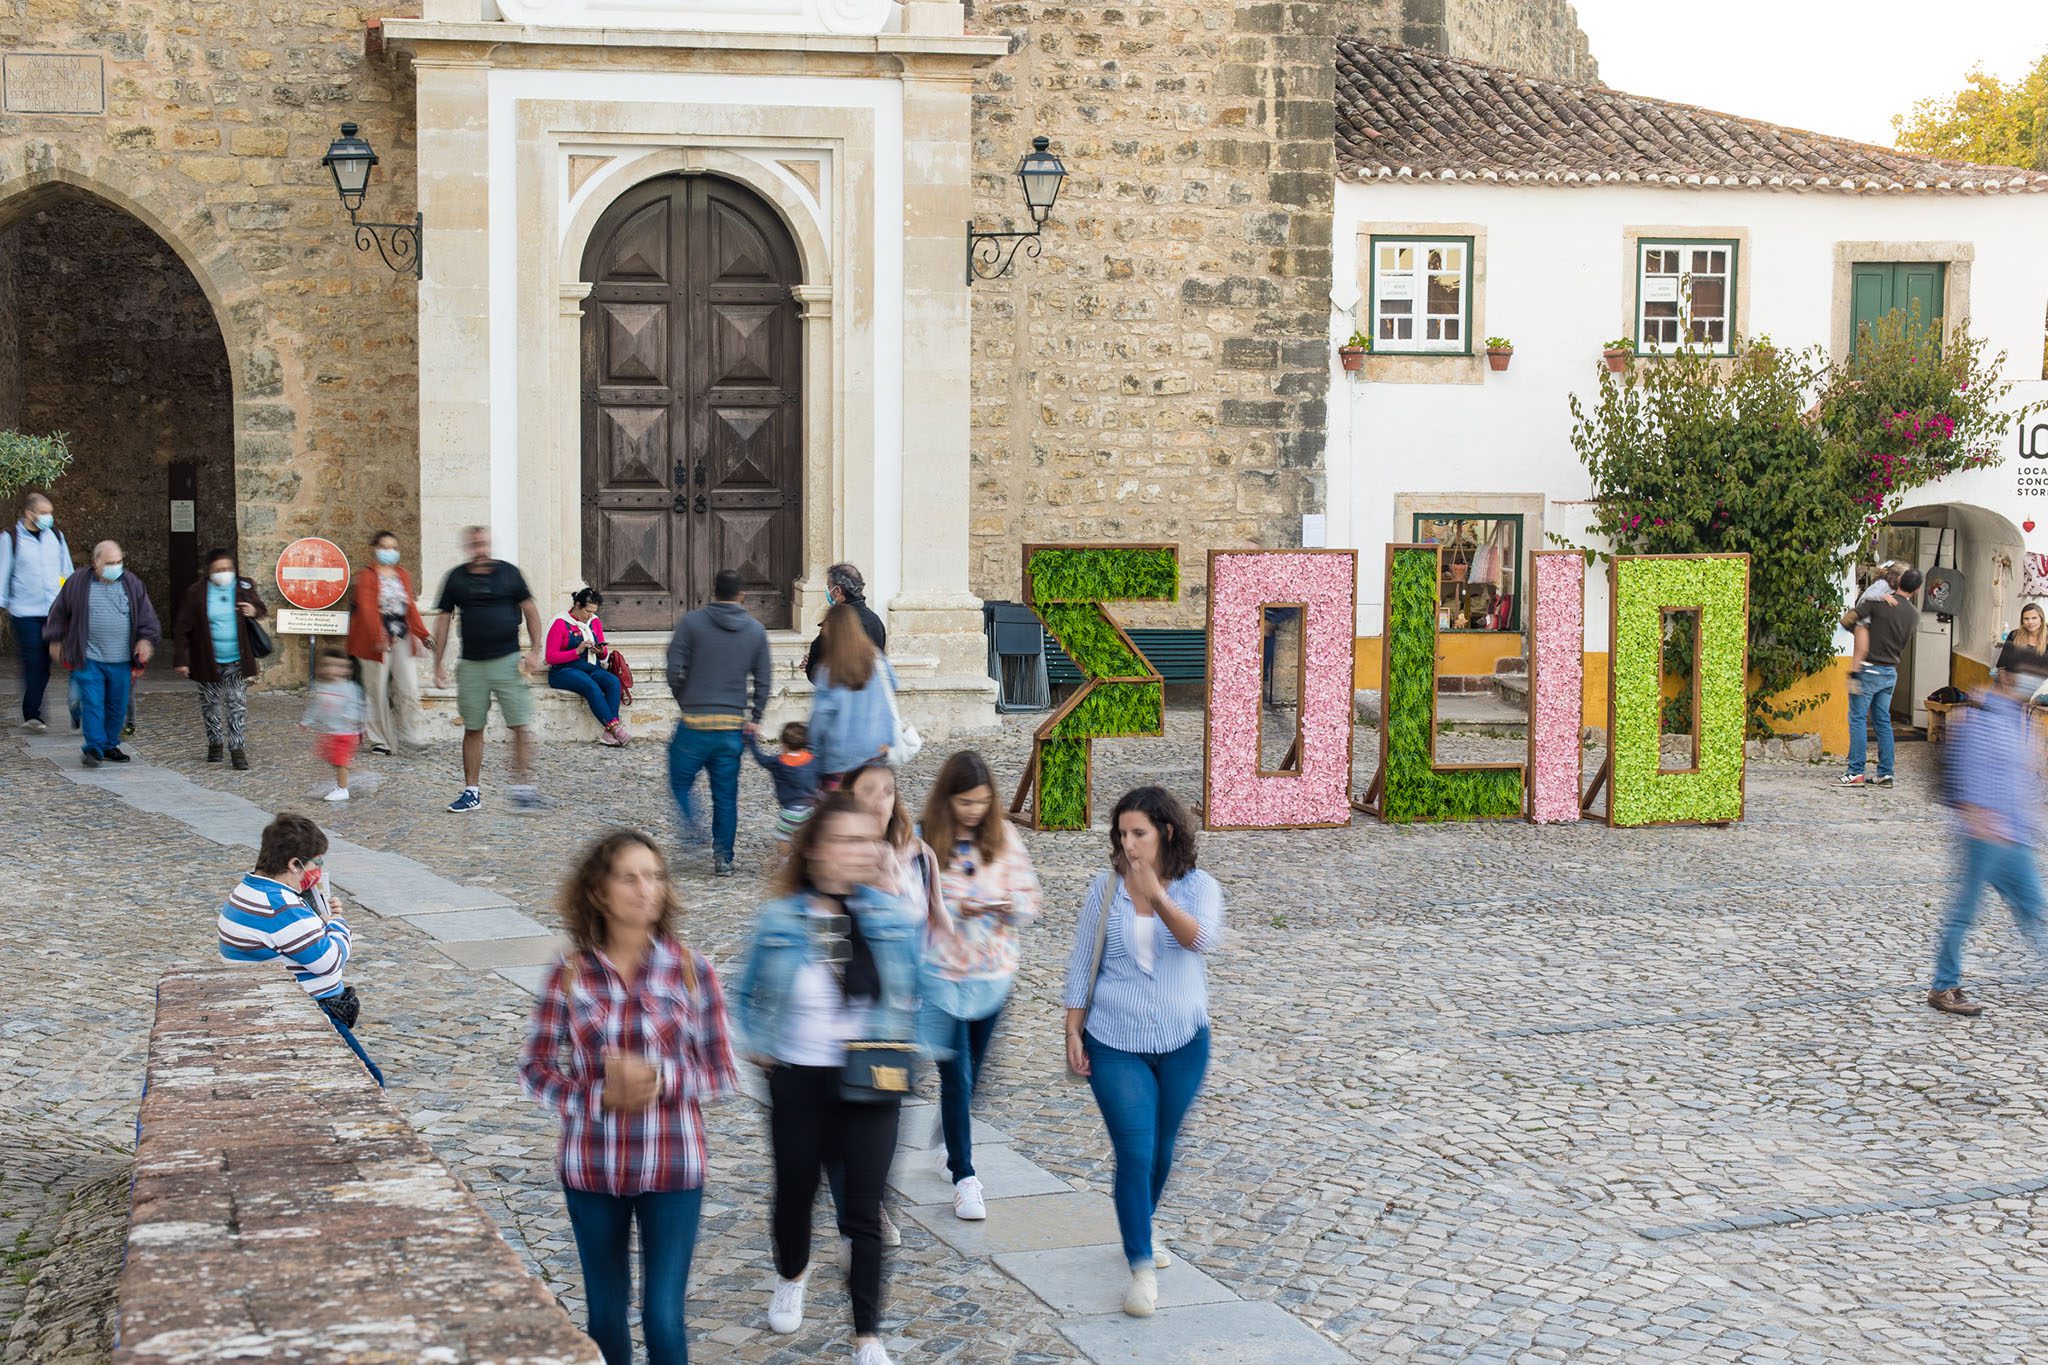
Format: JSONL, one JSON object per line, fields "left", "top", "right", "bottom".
{"left": 734, "top": 788, "right": 929, "bottom": 1365}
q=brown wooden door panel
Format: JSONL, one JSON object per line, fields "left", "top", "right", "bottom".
{"left": 583, "top": 174, "right": 801, "bottom": 630}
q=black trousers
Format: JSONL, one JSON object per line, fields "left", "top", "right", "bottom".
{"left": 768, "top": 1064, "right": 901, "bottom": 1337}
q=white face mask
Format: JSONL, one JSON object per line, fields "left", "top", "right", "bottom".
{"left": 210, "top": 570, "right": 235, "bottom": 587}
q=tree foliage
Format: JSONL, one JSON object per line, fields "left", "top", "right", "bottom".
{"left": 1565, "top": 319, "right": 2033, "bottom": 737}
{"left": 0, "top": 431, "right": 72, "bottom": 501}
{"left": 1892, "top": 55, "right": 2048, "bottom": 171}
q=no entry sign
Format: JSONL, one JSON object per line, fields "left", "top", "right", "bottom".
{"left": 275, "top": 537, "right": 351, "bottom": 611}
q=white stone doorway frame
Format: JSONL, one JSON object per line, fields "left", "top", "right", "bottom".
{"left": 556, "top": 145, "right": 844, "bottom": 635}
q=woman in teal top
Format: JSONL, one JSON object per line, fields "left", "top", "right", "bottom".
{"left": 173, "top": 548, "right": 267, "bottom": 768}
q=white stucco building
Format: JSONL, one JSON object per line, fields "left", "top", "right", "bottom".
{"left": 1324, "top": 43, "right": 2048, "bottom": 748}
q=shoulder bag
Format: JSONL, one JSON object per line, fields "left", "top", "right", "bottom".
{"left": 1065, "top": 875, "right": 1119, "bottom": 1082}
{"left": 874, "top": 659, "right": 923, "bottom": 766}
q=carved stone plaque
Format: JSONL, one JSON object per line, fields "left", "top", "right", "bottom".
{"left": 3, "top": 54, "right": 105, "bottom": 115}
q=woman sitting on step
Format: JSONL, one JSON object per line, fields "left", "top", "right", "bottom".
{"left": 546, "top": 587, "right": 628, "bottom": 746}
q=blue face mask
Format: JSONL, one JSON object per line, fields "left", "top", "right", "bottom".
{"left": 34, "top": 514, "right": 53, "bottom": 531}
{"left": 102, "top": 564, "right": 124, "bottom": 581}
{"left": 375, "top": 547, "right": 401, "bottom": 566}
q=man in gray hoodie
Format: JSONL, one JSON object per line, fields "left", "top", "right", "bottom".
{"left": 666, "top": 568, "right": 774, "bottom": 874}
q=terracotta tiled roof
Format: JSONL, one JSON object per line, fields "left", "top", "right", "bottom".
{"left": 1336, "top": 42, "right": 2048, "bottom": 195}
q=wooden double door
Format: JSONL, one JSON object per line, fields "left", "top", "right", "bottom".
{"left": 581, "top": 174, "right": 803, "bottom": 630}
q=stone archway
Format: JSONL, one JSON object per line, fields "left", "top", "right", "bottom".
{"left": 0, "top": 186, "right": 235, "bottom": 626}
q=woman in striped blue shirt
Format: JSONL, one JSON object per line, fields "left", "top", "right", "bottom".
{"left": 1062, "top": 785, "right": 1223, "bottom": 1319}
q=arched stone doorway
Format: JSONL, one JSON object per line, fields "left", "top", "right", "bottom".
{"left": 0, "top": 189, "right": 234, "bottom": 627}
{"left": 579, "top": 173, "right": 804, "bottom": 630}
{"left": 1877, "top": 501, "right": 2025, "bottom": 724}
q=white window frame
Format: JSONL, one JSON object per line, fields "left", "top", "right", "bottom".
{"left": 1370, "top": 236, "right": 1472, "bottom": 355}
{"left": 1636, "top": 239, "right": 1738, "bottom": 356}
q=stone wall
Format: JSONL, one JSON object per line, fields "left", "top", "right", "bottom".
{"left": 963, "top": 0, "right": 1593, "bottom": 626}
{"left": 0, "top": 243, "right": 19, "bottom": 431}
{"left": 9, "top": 197, "right": 234, "bottom": 614}
{"left": 118, "top": 969, "right": 598, "bottom": 1364}
{"left": 0, "top": 0, "right": 422, "bottom": 672}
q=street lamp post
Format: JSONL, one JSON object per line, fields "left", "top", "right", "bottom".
{"left": 966, "top": 136, "right": 1068, "bottom": 284}
{"left": 319, "top": 122, "right": 423, "bottom": 280}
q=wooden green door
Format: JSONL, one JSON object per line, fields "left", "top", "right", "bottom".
{"left": 1850, "top": 261, "right": 1947, "bottom": 353}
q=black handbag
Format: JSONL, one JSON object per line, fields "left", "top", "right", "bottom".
{"left": 247, "top": 618, "right": 275, "bottom": 660}
{"left": 841, "top": 1040, "right": 920, "bottom": 1103}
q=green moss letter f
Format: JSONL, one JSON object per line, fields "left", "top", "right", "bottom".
{"left": 1022, "top": 545, "right": 1179, "bottom": 830}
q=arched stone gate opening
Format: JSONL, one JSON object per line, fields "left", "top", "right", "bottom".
{"left": 0, "top": 187, "right": 235, "bottom": 628}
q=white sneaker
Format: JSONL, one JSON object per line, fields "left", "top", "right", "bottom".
{"left": 853, "top": 1341, "right": 895, "bottom": 1365}
{"left": 952, "top": 1176, "right": 987, "bottom": 1221}
{"left": 1154, "top": 1248, "right": 1172, "bottom": 1269}
{"left": 880, "top": 1206, "right": 902, "bottom": 1246}
{"left": 20, "top": 718, "right": 45, "bottom": 733}
{"left": 1123, "top": 1266, "right": 1158, "bottom": 1318}
{"left": 323, "top": 787, "right": 351, "bottom": 802}
{"left": 767, "top": 1274, "right": 807, "bottom": 1334}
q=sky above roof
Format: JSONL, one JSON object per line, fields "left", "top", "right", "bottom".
{"left": 1571, "top": 0, "right": 2048, "bottom": 148}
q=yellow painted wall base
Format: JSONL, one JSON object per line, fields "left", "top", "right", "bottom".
{"left": 1353, "top": 636, "right": 1858, "bottom": 755}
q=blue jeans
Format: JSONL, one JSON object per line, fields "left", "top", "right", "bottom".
{"left": 1084, "top": 1027, "right": 1210, "bottom": 1268}
{"left": 326, "top": 1010, "right": 385, "bottom": 1087}
{"left": 10, "top": 614, "right": 50, "bottom": 722}
{"left": 550, "top": 661, "right": 622, "bottom": 727}
{"left": 1846, "top": 664, "right": 1898, "bottom": 777}
{"left": 668, "top": 724, "right": 743, "bottom": 861}
{"left": 563, "top": 1184, "right": 704, "bottom": 1365}
{"left": 935, "top": 1005, "right": 1003, "bottom": 1183}
{"left": 1933, "top": 836, "right": 2048, "bottom": 992}
{"left": 72, "top": 659, "right": 131, "bottom": 755}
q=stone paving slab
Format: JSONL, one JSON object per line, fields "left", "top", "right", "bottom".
{"left": 436, "top": 936, "right": 569, "bottom": 970}
{"left": 893, "top": 1112, "right": 1011, "bottom": 1152}
{"left": 493, "top": 964, "right": 552, "bottom": 997}
{"left": 905, "top": 1191, "right": 1120, "bottom": 1256}
{"left": 399, "top": 906, "right": 554, "bottom": 943}
{"left": 889, "top": 1140, "right": 1071, "bottom": 1206}
{"left": 995, "top": 1243, "right": 1236, "bottom": 1316}
{"left": 1060, "top": 1300, "right": 1352, "bottom": 1363}
{"left": 324, "top": 842, "right": 517, "bottom": 918}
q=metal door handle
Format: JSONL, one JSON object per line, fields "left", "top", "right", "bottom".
{"left": 694, "top": 493, "right": 708, "bottom": 514}
{"left": 694, "top": 460, "right": 707, "bottom": 487}
{"left": 672, "top": 492, "right": 688, "bottom": 514}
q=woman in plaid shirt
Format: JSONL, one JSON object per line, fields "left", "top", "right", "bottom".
{"left": 520, "top": 830, "right": 739, "bottom": 1365}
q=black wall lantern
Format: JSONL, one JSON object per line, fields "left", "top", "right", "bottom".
{"left": 320, "top": 122, "right": 423, "bottom": 280}
{"left": 966, "top": 136, "right": 1067, "bottom": 284}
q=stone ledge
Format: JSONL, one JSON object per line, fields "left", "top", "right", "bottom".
{"left": 114, "top": 969, "right": 597, "bottom": 1365}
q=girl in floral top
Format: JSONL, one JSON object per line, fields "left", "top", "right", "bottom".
{"left": 519, "top": 830, "right": 738, "bottom": 1365}
{"left": 918, "top": 749, "right": 1041, "bottom": 1221}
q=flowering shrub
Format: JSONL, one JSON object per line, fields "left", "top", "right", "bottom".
{"left": 1566, "top": 321, "right": 2035, "bottom": 736}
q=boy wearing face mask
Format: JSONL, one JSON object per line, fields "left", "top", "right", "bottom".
{"left": 217, "top": 813, "right": 383, "bottom": 1085}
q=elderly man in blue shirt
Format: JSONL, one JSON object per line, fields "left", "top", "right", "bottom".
{"left": 1930, "top": 649, "right": 2048, "bottom": 1016}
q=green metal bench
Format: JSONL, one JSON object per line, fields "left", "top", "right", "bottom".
{"left": 1044, "top": 627, "right": 1207, "bottom": 686}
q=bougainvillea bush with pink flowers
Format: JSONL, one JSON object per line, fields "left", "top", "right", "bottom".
{"left": 1566, "top": 318, "right": 2033, "bottom": 737}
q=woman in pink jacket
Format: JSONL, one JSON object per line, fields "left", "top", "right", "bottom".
{"left": 547, "top": 588, "right": 628, "bottom": 746}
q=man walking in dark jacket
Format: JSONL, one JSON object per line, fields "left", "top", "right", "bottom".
{"left": 43, "top": 540, "right": 161, "bottom": 767}
{"left": 667, "top": 568, "right": 774, "bottom": 874}
{"left": 802, "top": 562, "right": 886, "bottom": 682}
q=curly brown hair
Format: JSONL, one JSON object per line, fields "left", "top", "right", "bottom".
{"left": 559, "top": 829, "right": 680, "bottom": 954}
{"left": 1108, "top": 785, "right": 1198, "bottom": 881}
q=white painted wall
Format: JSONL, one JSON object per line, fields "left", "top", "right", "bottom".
{"left": 1327, "top": 180, "right": 2048, "bottom": 658}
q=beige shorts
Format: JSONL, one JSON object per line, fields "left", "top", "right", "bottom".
{"left": 455, "top": 654, "right": 533, "bottom": 730}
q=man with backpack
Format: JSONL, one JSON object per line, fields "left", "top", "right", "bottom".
{"left": 0, "top": 491, "right": 75, "bottom": 732}
{"left": 1928, "top": 649, "right": 2048, "bottom": 1017}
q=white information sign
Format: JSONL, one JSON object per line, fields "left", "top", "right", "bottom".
{"left": 168, "top": 500, "right": 195, "bottom": 533}
{"left": 275, "top": 608, "right": 348, "bottom": 636}
{"left": 1643, "top": 277, "right": 1680, "bottom": 303}
{"left": 1378, "top": 275, "right": 1414, "bottom": 300}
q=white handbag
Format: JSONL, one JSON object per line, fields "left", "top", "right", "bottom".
{"left": 875, "top": 658, "right": 923, "bottom": 766}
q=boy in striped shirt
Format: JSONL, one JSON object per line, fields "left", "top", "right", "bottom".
{"left": 217, "top": 812, "right": 382, "bottom": 1085}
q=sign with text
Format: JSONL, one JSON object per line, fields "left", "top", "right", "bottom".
{"left": 275, "top": 538, "right": 350, "bottom": 611}
{"left": 274, "top": 608, "right": 348, "bottom": 636}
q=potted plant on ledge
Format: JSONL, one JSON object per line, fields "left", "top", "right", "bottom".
{"left": 1601, "top": 337, "right": 1635, "bottom": 374}
{"left": 1339, "top": 330, "right": 1371, "bottom": 373}
{"left": 1485, "top": 336, "right": 1514, "bottom": 372}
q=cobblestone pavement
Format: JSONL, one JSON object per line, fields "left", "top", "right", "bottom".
{"left": 6, "top": 685, "right": 2048, "bottom": 1362}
